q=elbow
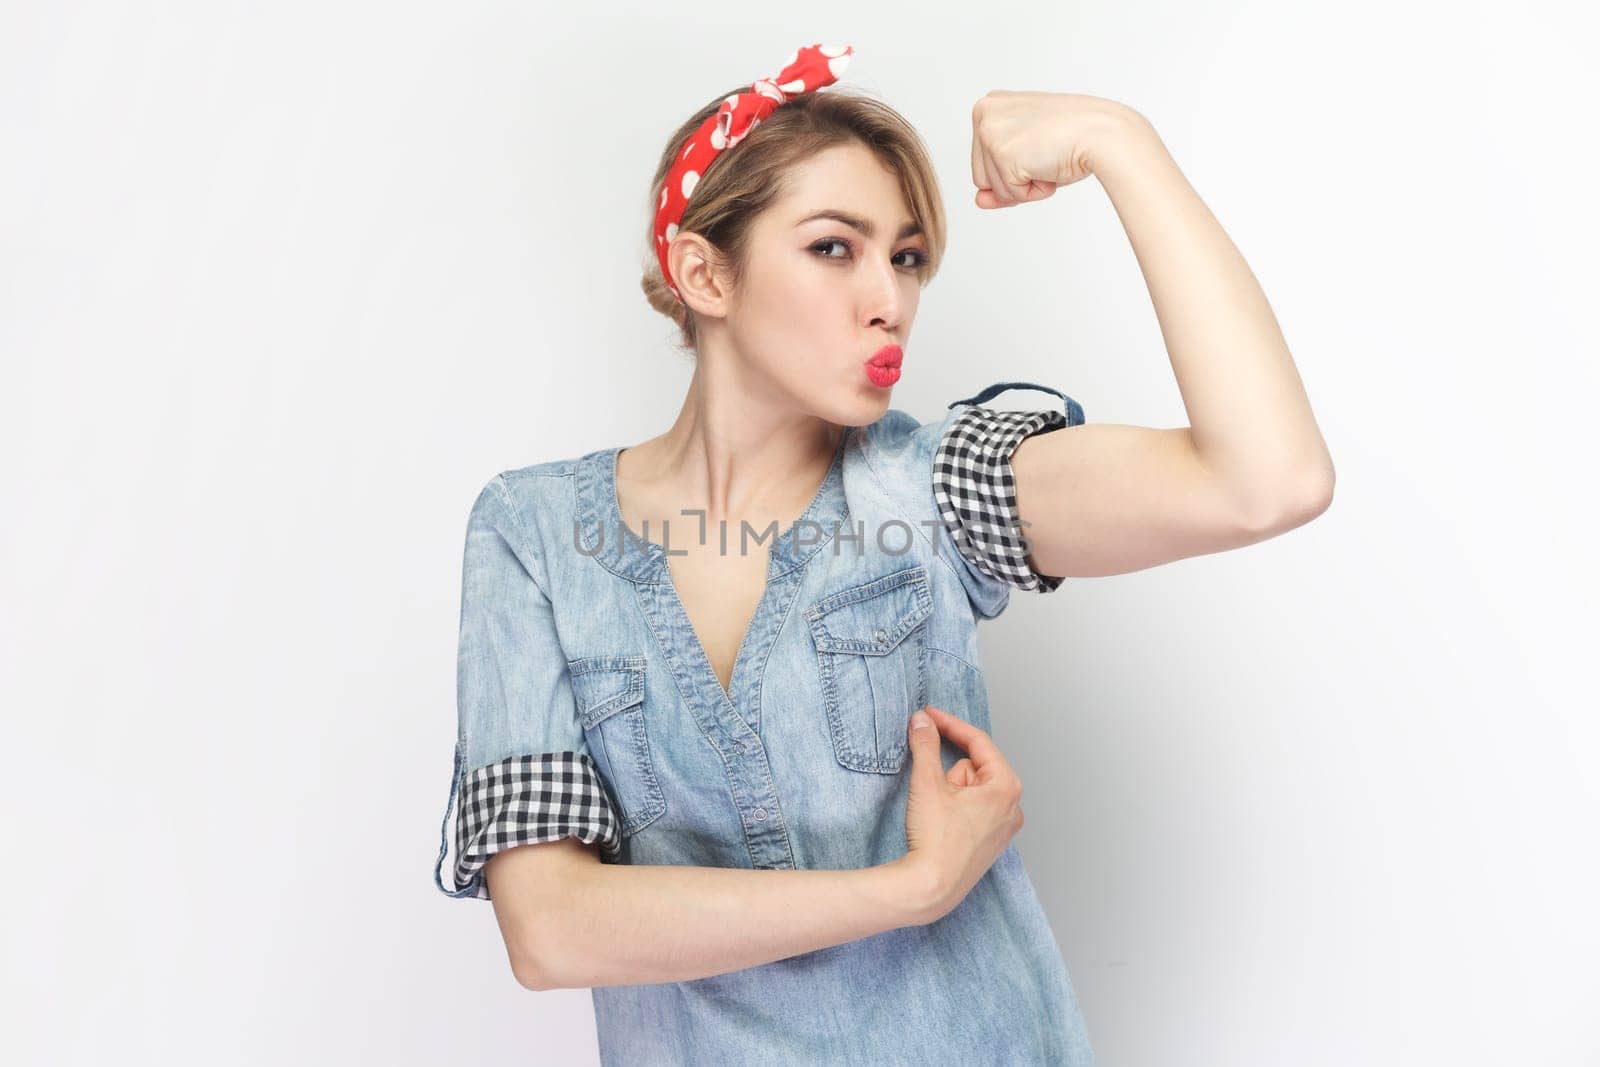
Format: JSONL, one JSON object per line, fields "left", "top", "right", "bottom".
{"left": 1242, "top": 465, "right": 1335, "bottom": 535}
{"left": 509, "top": 933, "right": 552, "bottom": 991}
{"left": 513, "top": 962, "right": 548, "bottom": 992}
{"left": 514, "top": 962, "right": 558, "bottom": 992}
{"left": 508, "top": 914, "right": 576, "bottom": 992}
{"left": 511, "top": 943, "right": 569, "bottom": 992}
{"left": 492, "top": 845, "right": 603, "bottom": 992}
{"left": 1300, "top": 459, "right": 1336, "bottom": 520}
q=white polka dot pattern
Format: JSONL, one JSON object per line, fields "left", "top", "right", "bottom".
{"left": 653, "top": 43, "right": 855, "bottom": 305}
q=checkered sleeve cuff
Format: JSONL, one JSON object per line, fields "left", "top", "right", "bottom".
{"left": 447, "top": 752, "right": 622, "bottom": 899}
{"left": 933, "top": 405, "right": 1069, "bottom": 593}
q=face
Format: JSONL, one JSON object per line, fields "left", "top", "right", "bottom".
{"left": 678, "top": 141, "right": 928, "bottom": 426}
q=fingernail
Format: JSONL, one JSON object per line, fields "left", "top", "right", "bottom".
{"left": 911, "top": 711, "right": 931, "bottom": 730}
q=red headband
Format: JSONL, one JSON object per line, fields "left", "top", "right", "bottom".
{"left": 653, "top": 43, "right": 855, "bottom": 304}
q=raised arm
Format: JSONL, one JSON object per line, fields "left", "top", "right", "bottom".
{"left": 968, "top": 94, "right": 1335, "bottom": 579}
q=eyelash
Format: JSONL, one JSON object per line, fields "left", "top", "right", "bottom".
{"left": 810, "top": 237, "right": 928, "bottom": 271}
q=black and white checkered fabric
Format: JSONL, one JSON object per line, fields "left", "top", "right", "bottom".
{"left": 933, "top": 405, "right": 1068, "bottom": 592}
{"left": 448, "top": 752, "right": 622, "bottom": 899}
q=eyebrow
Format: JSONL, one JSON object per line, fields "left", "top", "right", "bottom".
{"left": 793, "top": 209, "right": 923, "bottom": 241}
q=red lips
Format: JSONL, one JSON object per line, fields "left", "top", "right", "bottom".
{"left": 865, "top": 345, "right": 902, "bottom": 388}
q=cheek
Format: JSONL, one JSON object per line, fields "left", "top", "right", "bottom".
{"left": 751, "top": 317, "right": 852, "bottom": 388}
{"left": 751, "top": 269, "right": 842, "bottom": 337}
{"left": 764, "top": 268, "right": 832, "bottom": 323}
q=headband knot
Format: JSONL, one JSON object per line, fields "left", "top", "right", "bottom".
{"left": 654, "top": 43, "right": 855, "bottom": 305}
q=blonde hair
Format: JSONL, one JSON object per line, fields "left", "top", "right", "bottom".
{"left": 640, "top": 86, "right": 947, "bottom": 355}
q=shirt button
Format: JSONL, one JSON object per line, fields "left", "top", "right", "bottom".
{"left": 873, "top": 628, "right": 888, "bottom": 645}
{"left": 753, "top": 807, "right": 767, "bottom": 821}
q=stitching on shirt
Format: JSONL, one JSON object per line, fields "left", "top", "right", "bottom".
{"left": 631, "top": 581, "right": 791, "bottom": 865}
{"left": 638, "top": 581, "right": 701, "bottom": 731}
{"left": 492, "top": 469, "right": 576, "bottom": 599}
{"left": 926, "top": 643, "right": 983, "bottom": 677}
{"left": 750, "top": 578, "right": 801, "bottom": 866}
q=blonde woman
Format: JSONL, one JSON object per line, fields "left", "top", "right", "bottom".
{"left": 433, "top": 44, "right": 1333, "bottom": 1065}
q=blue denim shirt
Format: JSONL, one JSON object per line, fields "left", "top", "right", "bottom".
{"left": 435, "top": 382, "right": 1096, "bottom": 1065}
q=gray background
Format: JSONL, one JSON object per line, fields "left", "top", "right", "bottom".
{"left": 3, "top": 2, "right": 1595, "bottom": 1064}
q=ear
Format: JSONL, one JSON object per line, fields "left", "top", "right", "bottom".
{"left": 668, "top": 231, "right": 730, "bottom": 316}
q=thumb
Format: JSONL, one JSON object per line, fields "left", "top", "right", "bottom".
{"left": 906, "top": 707, "right": 944, "bottom": 789}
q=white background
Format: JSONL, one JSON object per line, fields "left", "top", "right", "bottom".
{"left": 3, "top": 3, "right": 1596, "bottom": 1064}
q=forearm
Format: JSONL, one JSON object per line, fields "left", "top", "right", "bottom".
{"left": 1087, "top": 109, "right": 1335, "bottom": 521}
{"left": 527, "top": 857, "right": 932, "bottom": 989}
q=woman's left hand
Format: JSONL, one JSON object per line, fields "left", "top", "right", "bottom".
{"left": 969, "top": 90, "right": 1141, "bottom": 209}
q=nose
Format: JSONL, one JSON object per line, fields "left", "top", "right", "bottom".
{"left": 860, "top": 251, "right": 905, "bottom": 330}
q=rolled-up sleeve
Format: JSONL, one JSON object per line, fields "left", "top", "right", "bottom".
{"left": 433, "top": 476, "right": 622, "bottom": 902}
{"left": 931, "top": 382, "right": 1087, "bottom": 611}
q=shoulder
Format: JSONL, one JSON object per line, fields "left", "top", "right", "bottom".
{"left": 463, "top": 448, "right": 604, "bottom": 547}
{"left": 849, "top": 406, "right": 966, "bottom": 508}
{"left": 496, "top": 450, "right": 589, "bottom": 490}
{"left": 853, "top": 378, "right": 1085, "bottom": 473}
{"left": 857, "top": 406, "right": 964, "bottom": 464}
{"left": 845, "top": 407, "right": 963, "bottom": 524}
{"left": 860, "top": 382, "right": 1090, "bottom": 611}
{"left": 476, "top": 446, "right": 603, "bottom": 501}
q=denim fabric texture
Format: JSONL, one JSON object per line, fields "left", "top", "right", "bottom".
{"left": 434, "top": 381, "right": 1096, "bottom": 1065}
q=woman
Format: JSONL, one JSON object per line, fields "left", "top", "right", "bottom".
{"left": 433, "top": 44, "right": 1334, "bottom": 1064}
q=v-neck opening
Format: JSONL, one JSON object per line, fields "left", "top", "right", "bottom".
{"left": 606, "top": 429, "right": 852, "bottom": 709}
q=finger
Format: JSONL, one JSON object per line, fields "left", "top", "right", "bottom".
{"left": 1020, "top": 179, "right": 1057, "bottom": 202}
{"left": 970, "top": 107, "right": 992, "bottom": 200}
{"left": 919, "top": 705, "right": 1014, "bottom": 776}
{"left": 972, "top": 151, "right": 1004, "bottom": 210}
{"left": 984, "top": 144, "right": 1032, "bottom": 205}
{"left": 946, "top": 757, "right": 977, "bottom": 787}
{"left": 978, "top": 144, "right": 1015, "bottom": 205}
{"left": 905, "top": 707, "right": 949, "bottom": 793}
{"left": 971, "top": 129, "right": 1010, "bottom": 207}
{"left": 978, "top": 179, "right": 1056, "bottom": 209}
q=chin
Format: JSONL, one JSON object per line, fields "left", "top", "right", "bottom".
{"left": 833, "top": 382, "right": 895, "bottom": 427}
{"left": 793, "top": 370, "right": 897, "bottom": 429}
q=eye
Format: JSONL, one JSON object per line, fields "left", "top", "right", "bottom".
{"left": 810, "top": 238, "right": 929, "bottom": 271}
{"left": 811, "top": 237, "right": 851, "bottom": 260}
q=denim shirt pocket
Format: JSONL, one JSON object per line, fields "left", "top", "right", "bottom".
{"left": 568, "top": 654, "right": 666, "bottom": 836}
{"left": 804, "top": 565, "right": 933, "bottom": 774}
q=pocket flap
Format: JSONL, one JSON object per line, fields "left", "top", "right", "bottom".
{"left": 568, "top": 655, "right": 647, "bottom": 728}
{"left": 804, "top": 566, "right": 932, "bottom": 655}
